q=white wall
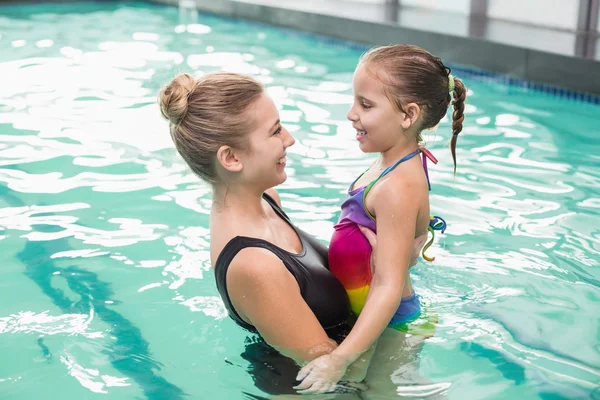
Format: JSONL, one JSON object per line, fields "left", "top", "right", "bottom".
{"left": 339, "top": 0, "right": 584, "bottom": 32}
{"left": 597, "top": 8, "right": 600, "bottom": 33}
{"left": 488, "top": 0, "right": 579, "bottom": 30}
{"left": 341, "top": 0, "right": 388, "bottom": 3}
{"left": 398, "top": 7, "right": 470, "bottom": 36}
{"left": 401, "top": 0, "right": 471, "bottom": 15}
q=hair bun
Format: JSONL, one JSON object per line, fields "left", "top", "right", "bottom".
{"left": 158, "top": 73, "right": 197, "bottom": 125}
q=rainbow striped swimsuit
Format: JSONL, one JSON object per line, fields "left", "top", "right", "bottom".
{"left": 328, "top": 148, "right": 445, "bottom": 332}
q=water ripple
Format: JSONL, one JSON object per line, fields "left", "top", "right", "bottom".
{"left": 0, "top": 310, "right": 100, "bottom": 338}
{"left": 0, "top": 2, "right": 599, "bottom": 399}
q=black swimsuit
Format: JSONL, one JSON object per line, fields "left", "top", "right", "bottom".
{"left": 215, "top": 193, "right": 351, "bottom": 333}
{"left": 214, "top": 193, "right": 354, "bottom": 395}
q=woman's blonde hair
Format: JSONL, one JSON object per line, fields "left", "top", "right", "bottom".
{"left": 158, "top": 72, "right": 264, "bottom": 184}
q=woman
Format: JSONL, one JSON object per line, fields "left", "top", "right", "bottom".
{"left": 158, "top": 71, "right": 376, "bottom": 395}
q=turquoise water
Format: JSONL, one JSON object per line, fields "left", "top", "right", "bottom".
{"left": 1, "top": 2, "right": 599, "bottom": 399}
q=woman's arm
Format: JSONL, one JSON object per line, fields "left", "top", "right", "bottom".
{"left": 227, "top": 247, "right": 337, "bottom": 362}
{"left": 295, "top": 178, "right": 421, "bottom": 392}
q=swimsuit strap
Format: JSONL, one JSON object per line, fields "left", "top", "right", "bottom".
{"left": 377, "top": 149, "right": 422, "bottom": 179}
{"left": 361, "top": 146, "right": 446, "bottom": 263}
{"left": 422, "top": 215, "right": 447, "bottom": 262}
{"left": 417, "top": 147, "right": 446, "bottom": 262}
{"left": 347, "top": 170, "right": 366, "bottom": 193}
{"left": 364, "top": 149, "right": 421, "bottom": 199}
{"left": 357, "top": 149, "right": 421, "bottom": 221}
{"left": 350, "top": 147, "right": 447, "bottom": 263}
{"left": 420, "top": 147, "right": 438, "bottom": 191}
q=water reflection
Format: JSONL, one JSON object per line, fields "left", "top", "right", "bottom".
{"left": 0, "top": 2, "right": 599, "bottom": 399}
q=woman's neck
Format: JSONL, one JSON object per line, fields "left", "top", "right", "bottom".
{"left": 212, "top": 184, "right": 268, "bottom": 219}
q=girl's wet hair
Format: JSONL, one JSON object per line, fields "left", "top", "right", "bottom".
{"left": 158, "top": 72, "right": 264, "bottom": 184}
{"left": 360, "top": 44, "right": 467, "bottom": 173}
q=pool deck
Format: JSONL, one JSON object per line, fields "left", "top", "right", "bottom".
{"left": 148, "top": 0, "right": 600, "bottom": 96}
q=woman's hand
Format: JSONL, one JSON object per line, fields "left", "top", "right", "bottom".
{"left": 358, "top": 225, "right": 428, "bottom": 269}
{"left": 410, "top": 231, "right": 428, "bottom": 267}
{"left": 293, "top": 353, "right": 352, "bottom": 394}
{"left": 358, "top": 225, "right": 378, "bottom": 268}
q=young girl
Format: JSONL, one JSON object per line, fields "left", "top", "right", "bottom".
{"left": 295, "top": 44, "right": 467, "bottom": 393}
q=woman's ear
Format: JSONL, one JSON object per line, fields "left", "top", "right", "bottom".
{"left": 216, "top": 145, "right": 243, "bottom": 172}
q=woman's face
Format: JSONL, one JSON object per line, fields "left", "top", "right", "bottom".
{"left": 239, "top": 93, "right": 296, "bottom": 189}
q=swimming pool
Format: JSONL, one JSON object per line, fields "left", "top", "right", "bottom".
{"left": 0, "top": 1, "right": 599, "bottom": 399}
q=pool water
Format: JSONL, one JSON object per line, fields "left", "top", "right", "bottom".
{"left": 0, "top": 2, "right": 599, "bottom": 399}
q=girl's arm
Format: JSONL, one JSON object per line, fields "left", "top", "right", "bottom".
{"left": 294, "top": 178, "right": 421, "bottom": 393}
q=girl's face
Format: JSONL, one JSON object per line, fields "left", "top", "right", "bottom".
{"left": 347, "top": 63, "right": 418, "bottom": 154}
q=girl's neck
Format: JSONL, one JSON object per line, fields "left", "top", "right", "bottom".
{"left": 379, "top": 140, "right": 419, "bottom": 169}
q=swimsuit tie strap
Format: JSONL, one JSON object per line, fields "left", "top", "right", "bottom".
{"left": 420, "top": 147, "right": 438, "bottom": 191}
{"left": 422, "top": 216, "right": 447, "bottom": 262}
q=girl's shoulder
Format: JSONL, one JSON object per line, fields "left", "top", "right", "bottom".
{"left": 370, "top": 161, "right": 428, "bottom": 199}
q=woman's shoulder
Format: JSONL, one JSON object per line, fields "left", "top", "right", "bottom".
{"left": 229, "top": 245, "right": 286, "bottom": 274}
{"left": 264, "top": 188, "right": 282, "bottom": 206}
{"left": 226, "top": 246, "right": 300, "bottom": 318}
{"left": 213, "top": 234, "right": 285, "bottom": 271}
{"left": 221, "top": 241, "right": 295, "bottom": 289}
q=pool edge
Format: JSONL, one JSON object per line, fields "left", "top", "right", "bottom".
{"left": 143, "top": 0, "right": 600, "bottom": 102}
